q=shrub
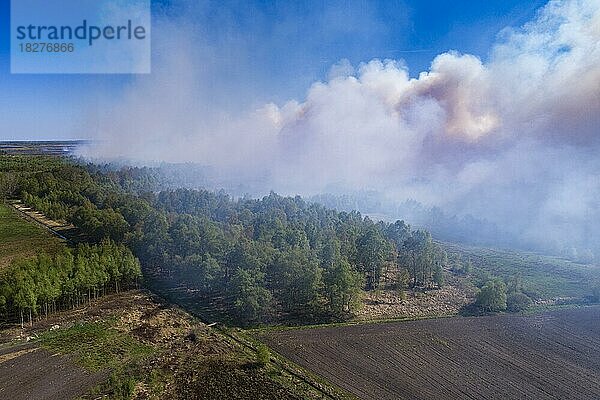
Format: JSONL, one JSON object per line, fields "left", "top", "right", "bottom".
{"left": 256, "top": 344, "right": 270, "bottom": 366}
{"left": 507, "top": 292, "right": 532, "bottom": 312}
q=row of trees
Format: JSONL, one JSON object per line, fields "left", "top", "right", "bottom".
{"left": 0, "top": 241, "right": 141, "bottom": 327}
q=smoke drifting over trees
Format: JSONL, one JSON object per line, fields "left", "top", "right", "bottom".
{"left": 82, "top": 0, "right": 600, "bottom": 259}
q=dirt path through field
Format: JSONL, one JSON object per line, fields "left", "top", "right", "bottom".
{"left": 8, "top": 200, "right": 81, "bottom": 243}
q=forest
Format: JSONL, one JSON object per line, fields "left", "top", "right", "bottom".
{"left": 0, "top": 241, "right": 141, "bottom": 327}
{"left": 1, "top": 156, "right": 447, "bottom": 325}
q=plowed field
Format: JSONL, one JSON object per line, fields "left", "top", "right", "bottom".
{"left": 261, "top": 306, "right": 600, "bottom": 400}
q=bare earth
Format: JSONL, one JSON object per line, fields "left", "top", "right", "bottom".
{"left": 358, "top": 274, "right": 476, "bottom": 321}
{"left": 0, "top": 343, "right": 105, "bottom": 400}
{"left": 262, "top": 306, "right": 600, "bottom": 400}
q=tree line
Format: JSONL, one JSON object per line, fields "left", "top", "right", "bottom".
{"left": 0, "top": 240, "right": 141, "bottom": 327}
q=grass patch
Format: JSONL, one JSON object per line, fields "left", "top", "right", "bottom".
{"left": 39, "top": 321, "right": 155, "bottom": 371}
{"left": 0, "top": 203, "right": 65, "bottom": 268}
{"left": 441, "top": 242, "right": 600, "bottom": 299}
{"left": 248, "top": 312, "right": 455, "bottom": 334}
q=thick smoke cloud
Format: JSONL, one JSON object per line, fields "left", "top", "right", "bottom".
{"left": 83, "top": 0, "right": 600, "bottom": 258}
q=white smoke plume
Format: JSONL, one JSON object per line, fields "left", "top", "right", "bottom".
{"left": 83, "top": 0, "right": 600, "bottom": 257}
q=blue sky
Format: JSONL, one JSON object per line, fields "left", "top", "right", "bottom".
{"left": 0, "top": 0, "right": 547, "bottom": 140}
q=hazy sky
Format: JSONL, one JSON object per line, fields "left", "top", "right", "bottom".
{"left": 0, "top": 0, "right": 546, "bottom": 140}
{"left": 1, "top": 0, "right": 599, "bottom": 257}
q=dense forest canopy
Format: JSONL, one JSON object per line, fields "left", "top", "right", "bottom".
{"left": 0, "top": 156, "right": 446, "bottom": 324}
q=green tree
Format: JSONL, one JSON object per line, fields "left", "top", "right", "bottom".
{"left": 476, "top": 279, "right": 507, "bottom": 312}
{"left": 271, "top": 248, "right": 323, "bottom": 316}
{"left": 229, "top": 268, "right": 272, "bottom": 324}
{"left": 12, "top": 265, "right": 37, "bottom": 328}
{"left": 433, "top": 263, "right": 444, "bottom": 288}
{"left": 324, "top": 258, "right": 363, "bottom": 317}
{"left": 0, "top": 172, "right": 18, "bottom": 199}
{"left": 401, "top": 230, "right": 432, "bottom": 287}
{"left": 256, "top": 344, "right": 270, "bottom": 366}
{"left": 357, "top": 227, "right": 390, "bottom": 290}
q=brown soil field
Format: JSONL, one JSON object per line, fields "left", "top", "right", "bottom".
{"left": 0, "top": 343, "right": 106, "bottom": 400}
{"left": 261, "top": 306, "right": 600, "bottom": 400}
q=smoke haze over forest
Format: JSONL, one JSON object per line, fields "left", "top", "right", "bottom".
{"left": 75, "top": 0, "right": 600, "bottom": 259}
